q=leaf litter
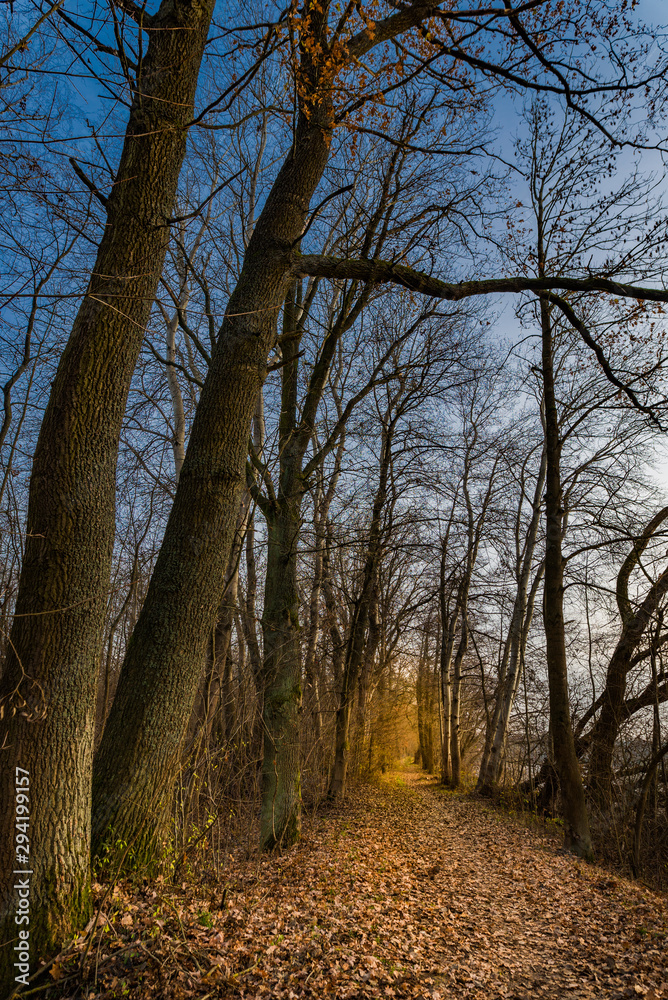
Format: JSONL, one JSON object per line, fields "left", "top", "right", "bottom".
{"left": 43, "top": 768, "right": 668, "bottom": 999}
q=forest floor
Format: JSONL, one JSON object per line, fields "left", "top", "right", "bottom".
{"left": 42, "top": 767, "right": 668, "bottom": 1000}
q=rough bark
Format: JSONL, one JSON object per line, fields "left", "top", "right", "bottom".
{"left": 92, "top": 85, "right": 334, "bottom": 860}
{"left": 0, "top": 0, "right": 213, "bottom": 983}
{"left": 188, "top": 497, "right": 249, "bottom": 747}
{"left": 91, "top": 0, "right": 478, "bottom": 857}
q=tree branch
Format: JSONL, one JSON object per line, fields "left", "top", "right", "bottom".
{"left": 546, "top": 293, "right": 665, "bottom": 431}
{"left": 292, "top": 253, "right": 668, "bottom": 305}
{"left": 112, "top": 0, "right": 153, "bottom": 28}
{"left": 69, "top": 158, "right": 108, "bottom": 208}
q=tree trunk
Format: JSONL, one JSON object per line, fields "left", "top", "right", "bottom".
{"left": 0, "top": 1, "right": 213, "bottom": 982}
{"left": 478, "top": 561, "right": 544, "bottom": 794}
{"left": 329, "top": 580, "right": 375, "bottom": 799}
{"left": 439, "top": 550, "right": 454, "bottom": 785}
{"left": 477, "top": 445, "right": 546, "bottom": 794}
{"left": 240, "top": 513, "right": 263, "bottom": 685}
{"left": 417, "top": 652, "right": 428, "bottom": 768}
{"left": 355, "top": 586, "right": 380, "bottom": 774}
{"left": 260, "top": 493, "right": 303, "bottom": 849}
{"left": 632, "top": 738, "right": 668, "bottom": 876}
{"left": 416, "top": 631, "right": 435, "bottom": 770}
{"left": 588, "top": 508, "right": 668, "bottom": 805}
{"left": 449, "top": 615, "right": 468, "bottom": 788}
{"left": 328, "top": 410, "right": 396, "bottom": 800}
{"left": 540, "top": 295, "right": 593, "bottom": 859}
{"left": 303, "top": 532, "right": 325, "bottom": 742}
{"left": 323, "top": 521, "right": 346, "bottom": 688}
{"left": 303, "top": 439, "right": 345, "bottom": 743}
{"left": 188, "top": 496, "right": 249, "bottom": 745}
{"left": 91, "top": 91, "right": 334, "bottom": 861}
{"left": 477, "top": 626, "right": 511, "bottom": 793}
{"left": 164, "top": 278, "right": 189, "bottom": 481}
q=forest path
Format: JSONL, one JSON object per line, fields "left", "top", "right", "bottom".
{"left": 61, "top": 767, "right": 668, "bottom": 1000}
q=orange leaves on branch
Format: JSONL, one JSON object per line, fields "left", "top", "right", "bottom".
{"left": 281, "top": 0, "right": 464, "bottom": 138}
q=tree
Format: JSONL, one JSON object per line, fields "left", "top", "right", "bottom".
{"left": 81, "top": 3, "right": 668, "bottom": 865}
{"left": 540, "top": 293, "right": 594, "bottom": 858}
{"left": 0, "top": 0, "right": 216, "bottom": 979}
{"left": 477, "top": 436, "right": 546, "bottom": 795}
{"left": 588, "top": 508, "right": 668, "bottom": 804}
{"left": 2, "top": 9, "right": 667, "bottom": 987}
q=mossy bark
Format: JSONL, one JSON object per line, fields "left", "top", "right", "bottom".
{"left": 92, "top": 87, "right": 335, "bottom": 859}
{"left": 0, "top": 0, "right": 213, "bottom": 988}
{"left": 257, "top": 282, "right": 352, "bottom": 847}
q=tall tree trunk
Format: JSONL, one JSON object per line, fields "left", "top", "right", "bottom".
{"left": 163, "top": 277, "right": 189, "bottom": 481}
{"left": 439, "top": 547, "right": 454, "bottom": 785}
{"left": 188, "top": 496, "right": 250, "bottom": 745}
{"left": 328, "top": 407, "right": 397, "bottom": 800}
{"left": 323, "top": 521, "right": 346, "bottom": 688}
{"left": 540, "top": 294, "right": 593, "bottom": 859}
{"left": 477, "top": 445, "right": 546, "bottom": 794}
{"left": 0, "top": 1, "right": 213, "bottom": 983}
{"left": 240, "top": 510, "right": 263, "bottom": 685}
{"left": 478, "top": 561, "right": 544, "bottom": 794}
{"left": 477, "top": 618, "right": 512, "bottom": 792}
{"left": 426, "top": 659, "right": 437, "bottom": 772}
{"left": 329, "top": 578, "right": 375, "bottom": 799}
{"left": 416, "top": 647, "right": 427, "bottom": 768}
{"left": 355, "top": 584, "right": 380, "bottom": 774}
{"left": 444, "top": 431, "right": 495, "bottom": 788}
{"left": 257, "top": 292, "right": 307, "bottom": 847}
{"left": 91, "top": 85, "right": 335, "bottom": 859}
{"left": 416, "top": 631, "right": 435, "bottom": 770}
{"left": 259, "top": 276, "right": 361, "bottom": 844}
{"left": 303, "top": 437, "right": 346, "bottom": 743}
{"left": 260, "top": 493, "right": 303, "bottom": 849}
{"left": 303, "top": 529, "right": 325, "bottom": 742}
{"left": 449, "top": 614, "right": 468, "bottom": 788}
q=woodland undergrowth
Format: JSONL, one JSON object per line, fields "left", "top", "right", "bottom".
{"left": 23, "top": 768, "right": 668, "bottom": 1000}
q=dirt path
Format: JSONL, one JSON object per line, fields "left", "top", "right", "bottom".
{"left": 57, "top": 768, "right": 668, "bottom": 999}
